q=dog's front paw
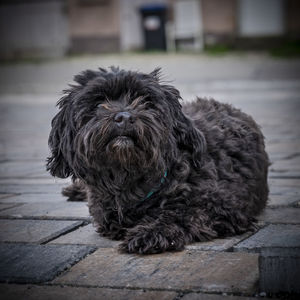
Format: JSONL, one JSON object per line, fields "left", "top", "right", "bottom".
{"left": 119, "top": 226, "right": 184, "bottom": 254}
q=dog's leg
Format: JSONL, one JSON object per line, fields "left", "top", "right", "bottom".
{"left": 62, "top": 180, "right": 87, "bottom": 201}
{"left": 119, "top": 198, "right": 257, "bottom": 254}
{"left": 119, "top": 208, "right": 218, "bottom": 254}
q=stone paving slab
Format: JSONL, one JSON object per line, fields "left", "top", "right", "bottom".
{"left": 0, "top": 147, "right": 48, "bottom": 161}
{"left": 265, "top": 171, "right": 300, "bottom": 179}
{"left": 0, "top": 284, "right": 177, "bottom": 300}
{"left": 267, "top": 194, "right": 300, "bottom": 207}
{"left": 54, "top": 248, "right": 259, "bottom": 294}
{"left": 0, "top": 134, "right": 49, "bottom": 161}
{"left": 268, "top": 178, "right": 300, "bottom": 188}
{"left": 0, "top": 178, "right": 70, "bottom": 185}
{"left": 0, "top": 219, "right": 83, "bottom": 243}
{"left": 0, "top": 194, "right": 15, "bottom": 200}
{"left": 259, "top": 248, "right": 300, "bottom": 294}
{"left": 50, "top": 224, "right": 120, "bottom": 248}
{"left": 266, "top": 142, "right": 300, "bottom": 158}
{"left": 0, "top": 161, "right": 46, "bottom": 179}
{"left": 181, "top": 293, "right": 261, "bottom": 300}
{"left": 257, "top": 207, "right": 300, "bottom": 224}
{"left": 0, "top": 183, "right": 67, "bottom": 194}
{"left": 269, "top": 156, "right": 300, "bottom": 173}
{"left": 0, "top": 201, "right": 89, "bottom": 220}
{"left": 0, "top": 203, "right": 22, "bottom": 211}
{"left": 0, "top": 244, "right": 96, "bottom": 283}
{"left": 269, "top": 183, "right": 300, "bottom": 197}
{"left": 0, "top": 193, "right": 66, "bottom": 203}
{"left": 233, "top": 224, "right": 300, "bottom": 253}
{"left": 186, "top": 232, "right": 253, "bottom": 252}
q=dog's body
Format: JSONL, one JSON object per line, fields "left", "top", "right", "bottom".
{"left": 47, "top": 67, "right": 269, "bottom": 254}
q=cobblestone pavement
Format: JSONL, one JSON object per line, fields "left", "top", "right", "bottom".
{"left": 0, "top": 53, "right": 299, "bottom": 299}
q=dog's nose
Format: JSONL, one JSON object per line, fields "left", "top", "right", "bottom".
{"left": 114, "top": 112, "right": 134, "bottom": 126}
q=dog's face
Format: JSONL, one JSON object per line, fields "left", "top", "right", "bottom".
{"left": 47, "top": 68, "right": 205, "bottom": 182}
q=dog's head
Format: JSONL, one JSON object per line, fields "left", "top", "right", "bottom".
{"left": 47, "top": 67, "right": 206, "bottom": 182}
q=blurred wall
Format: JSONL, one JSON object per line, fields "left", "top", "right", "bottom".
{"left": 68, "top": 0, "right": 121, "bottom": 53}
{"left": 1, "top": 0, "right": 300, "bottom": 59}
{"left": 238, "top": 0, "right": 284, "bottom": 37}
{"left": 201, "top": 0, "right": 236, "bottom": 45}
{"left": 0, "top": 0, "right": 69, "bottom": 60}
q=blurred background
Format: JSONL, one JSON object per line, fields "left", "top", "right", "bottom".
{"left": 1, "top": 0, "right": 300, "bottom": 60}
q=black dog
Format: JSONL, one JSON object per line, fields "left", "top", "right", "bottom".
{"left": 47, "top": 67, "right": 269, "bottom": 254}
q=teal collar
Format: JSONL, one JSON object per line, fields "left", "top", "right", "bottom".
{"left": 142, "top": 171, "right": 167, "bottom": 201}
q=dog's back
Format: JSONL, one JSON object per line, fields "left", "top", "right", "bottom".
{"left": 183, "top": 98, "right": 269, "bottom": 215}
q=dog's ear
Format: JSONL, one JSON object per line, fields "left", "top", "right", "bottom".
{"left": 47, "top": 68, "right": 102, "bottom": 178}
{"left": 46, "top": 94, "right": 75, "bottom": 178}
{"left": 174, "top": 112, "right": 207, "bottom": 168}
{"left": 159, "top": 83, "right": 207, "bottom": 168}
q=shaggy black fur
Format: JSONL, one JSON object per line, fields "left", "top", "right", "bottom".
{"left": 47, "top": 67, "right": 269, "bottom": 254}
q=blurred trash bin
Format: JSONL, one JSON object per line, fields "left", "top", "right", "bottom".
{"left": 140, "top": 4, "right": 167, "bottom": 51}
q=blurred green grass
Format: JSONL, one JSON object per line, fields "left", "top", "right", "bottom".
{"left": 204, "top": 45, "right": 232, "bottom": 56}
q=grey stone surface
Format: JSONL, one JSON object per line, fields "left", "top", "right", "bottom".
{"left": 1, "top": 53, "right": 300, "bottom": 95}
{"left": 0, "top": 284, "right": 177, "bottom": 300}
{"left": 0, "top": 161, "right": 47, "bottom": 179}
{"left": 270, "top": 170, "right": 300, "bottom": 179}
{"left": 54, "top": 248, "right": 259, "bottom": 294}
{"left": 269, "top": 156, "right": 300, "bottom": 174}
{"left": 259, "top": 248, "right": 300, "bottom": 294}
{"left": 234, "top": 224, "right": 300, "bottom": 253}
{"left": 269, "top": 183, "right": 300, "bottom": 197}
{"left": 0, "top": 219, "right": 83, "bottom": 243}
{"left": 186, "top": 232, "right": 253, "bottom": 251}
{"left": 0, "top": 194, "right": 15, "bottom": 200}
{"left": 0, "top": 244, "right": 96, "bottom": 283}
{"left": 267, "top": 194, "right": 300, "bottom": 207}
{"left": 181, "top": 293, "right": 259, "bottom": 300}
{"left": 0, "top": 183, "right": 67, "bottom": 194}
{"left": 0, "top": 193, "right": 66, "bottom": 203}
{"left": 266, "top": 142, "right": 300, "bottom": 159}
{"left": 0, "top": 178, "right": 70, "bottom": 185}
{"left": 0, "top": 203, "right": 22, "bottom": 211}
{"left": 257, "top": 207, "right": 300, "bottom": 224}
{"left": 50, "top": 224, "right": 120, "bottom": 248}
{"left": 269, "top": 178, "right": 300, "bottom": 189}
{"left": 0, "top": 201, "right": 89, "bottom": 220}
{"left": 0, "top": 135, "right": 49, "bottom": 161}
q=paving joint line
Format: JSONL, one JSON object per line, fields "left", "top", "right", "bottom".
{"left": 0, "top": 203, "right": 24, "bottom": 211}
{"left": 267, "top": 202, "right": 300, "bottom": 208}
{"left": 41, "top": 221, "right": 90, "bottom": 245}
{"left": 268, "top": 175, "right": 300, "bottom": 179}
{"left": 46, "top": 282, "right": 257, "bottom": 297}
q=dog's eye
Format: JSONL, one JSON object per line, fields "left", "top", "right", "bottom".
{"left": 97, "top": 103, "right": 107, "bottom": 109}
{"left": 144, "top": 101, "right": 155, "bottom": 110}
